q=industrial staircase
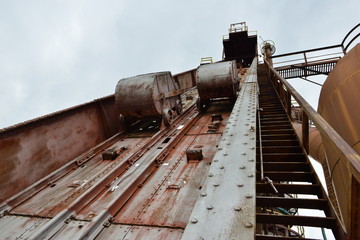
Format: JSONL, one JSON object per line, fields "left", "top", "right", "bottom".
{"left": 255, "top": 65, "right": 346, "bottom": 239}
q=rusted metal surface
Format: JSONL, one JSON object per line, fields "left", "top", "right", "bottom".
{"left": 10, "top": 137, "right": 148, "bottom": 218}
{"left": 317, "top": 43, "right": 360, "bottom": 235}
{"left": 181, "top": 58, "right": 258, "bottom": 239}
{"left": 96, "top": 224, "right": 184, "bottom": 240}
{"left": 196, "top": 60, "right": 239, "bottom": 101}
{"left": 0, "top": 101, "right": 115, "bottom": 204}
{"left": 0, "top": 85, "right": 235, "bottom": 239}
{"left": 113, "top": 133, "right": 224, "bottom": 228}
{"left": 0, "top": 69, "right": 196, "bottom": 210}
{"left": 0, "top": 215, "right": 49, "bottom": 239}
{"left": 115, "top": 72, "right": 181, "bottom": 118}
{"left": 173, "top": 69, "right": 197, "bottom": 91}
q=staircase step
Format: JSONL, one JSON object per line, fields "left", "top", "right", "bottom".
{"left": 260, "top": 140, "right": 300, "bottom": 147}
{"left": 256, "top": 214, "right": 337, "bottom": 229}
{"left": 257, "top": 162, "right": 310, "bottom": 171}
{"left": 257, "top": 196, "right": 328, "bottom": 210}
{"left": 260, "top": 153, "right": 307, "bottom": 162}
{"left": 259, "top": 146, "right": 303, "bottom": 154}
{"left": 257, "top": 171, "right": 315, "bottom": 182}
{"left": 256, "top": 183, "right": 321, "bottom": 195}
{"left": 255, "top": 235, "right": 319, "bottom": 240}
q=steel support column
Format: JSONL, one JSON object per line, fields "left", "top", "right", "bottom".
{"left": 181, "top": 58, "right": 258, "bottom": 239}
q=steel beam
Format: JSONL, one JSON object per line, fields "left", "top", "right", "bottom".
{"left": 181, "top": 57, "right": 258, "bottom": 239}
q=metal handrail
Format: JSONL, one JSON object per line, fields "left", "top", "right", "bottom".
{"left": 263, "top": 58, "right": 360, "bottom": 236}
{"left": 264, "top": 58, "right": 360, "bottom": 183}
{"left": 341, "top": 23, "right": 360, "bottom": 52}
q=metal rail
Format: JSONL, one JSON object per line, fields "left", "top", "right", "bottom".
{"left": 341, "top": 23, "right": 360, "bottom": 52}
{"left": 0, "top": 131, "right": 123, "bottom": 215}
{"left": 270, "top": 23, "right": 360, "bottom": 80}
{"left": 258, "top": 109, "right": 264, "bottom": 180}
{"left": 264, "top": 58, "right": 360, "bottom": 238}
{"left": 32, "top": 106, "right": 199, "bottom": 239}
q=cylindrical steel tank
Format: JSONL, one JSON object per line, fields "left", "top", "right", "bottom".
{"left": 314, "top": 43, "right": 360, "bottom": 231}
{"left": 196, "top": 60, "right": 239, "bottom": 101}
{"left": 115, "top": 72, "right": 181, "bottom": 119}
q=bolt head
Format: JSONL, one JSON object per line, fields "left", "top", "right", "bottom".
{"left": 191, "top": 218, "right": 198, "bottom": 224}
{"left": 245, "top": 222, "right": 253, "bottom": 228}
{"left": 234, "top": 206, "right": 242, "bottom": 211}
{"left": 245, "top": 194, "right": 253, "bottom": 198}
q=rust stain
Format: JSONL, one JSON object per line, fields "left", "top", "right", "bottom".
{"left": 0, "top": 138, "right": 21, "bottom": 202}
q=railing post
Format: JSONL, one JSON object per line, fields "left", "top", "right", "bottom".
{"left": 286, "top": 90, "right": 291, "bottom": 118}
{"left": 302, "top": 111, "right": 309, "bottom": 154}
{"left": 303, "top": 52, "right": 308, "bottom": 77}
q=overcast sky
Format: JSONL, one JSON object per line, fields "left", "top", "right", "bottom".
{"left": 1, "top": 0, "right": 359, "bottom": 129}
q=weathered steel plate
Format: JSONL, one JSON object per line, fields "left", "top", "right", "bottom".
{"left": 95, "top": 224, "right": 183, "bottom": 240}
{"left": 0, "top": 215, "right": 49, "bottom": 239}
{"left": 113, "top": 133, "right": 225, "bottom": 228}
{"left": 11, "top": 137, "right": 149, "bottom": 217}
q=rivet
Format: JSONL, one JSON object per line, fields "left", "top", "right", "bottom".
{"left": 214, "top": 159, "right": 219, "bottom": 162}
{"left": 243, "top": 142, "right": 248, "bottom": 145}
{"left": 245, "top": 222, "right": 253, "bottom": 228}
{"left": 213, "top": 183, "right": 220, "bottom": 187}
{"left": 248, "top": 173, "right": 254, "bottom": 177}
{"left": 250, "top": 147, "right": 255, "bottom": 150}
{"left": 200, "top": 192, "right": 207, "bottom": 197}
{"left": 220, "top": 166, "right": 224, "bottom": 169}
{"left": 245, "top": 194, "right": 253, "bottom": 198}
{"left": 191, "top": 218, "right": 198, "bottom": 224}
{"left": 234, "top": 206, "right": 242, "bottom": 211}
{"left": 226, "top": 142, "right": 230, "bottom": 145}
{"left": 223, "top": 153, "right": 228, "bottom": 156}
{"left": 244, "top": 134, "right": 248, "bottom": 136}
{"left": 237, "top": 184, "right": 244, "bottom": 187}
{"left": 248, "top": 159, "right": 254, "bottom": 162}
{"left": 218, "top": 147, "right": 223, "bottom": 150}
{"left": 239, "top": 165, "right": 245, "bottom": 169}
{"left": 206, "top": 205, "right": 213, "bottom": 210}
{"left": 208, "top": 173, "right": 214, "bottom": 177}
{"left": 242, "top": 153, "right": 247, "bottom": 155}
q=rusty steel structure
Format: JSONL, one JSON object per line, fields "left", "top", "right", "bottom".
{"left": 0, "top": 22, "right": 360, "bottom": 239}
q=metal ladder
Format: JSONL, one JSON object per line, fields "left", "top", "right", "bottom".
{"left": 255, "top": 65, "right": 346, "bottom": 239}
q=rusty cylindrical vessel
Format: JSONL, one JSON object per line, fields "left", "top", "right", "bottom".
{"left": 196, "top": 60, "right": 239, "bottom": 101}
{"left": 316, "top": 43, "right": 360, "bottom": 231}
{"left": 115, "top": 72, "right": 182, "bottom": 124}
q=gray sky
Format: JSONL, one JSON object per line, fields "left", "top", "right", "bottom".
{"left": 1, "top": 0, "right": 359, "bottom": 128}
